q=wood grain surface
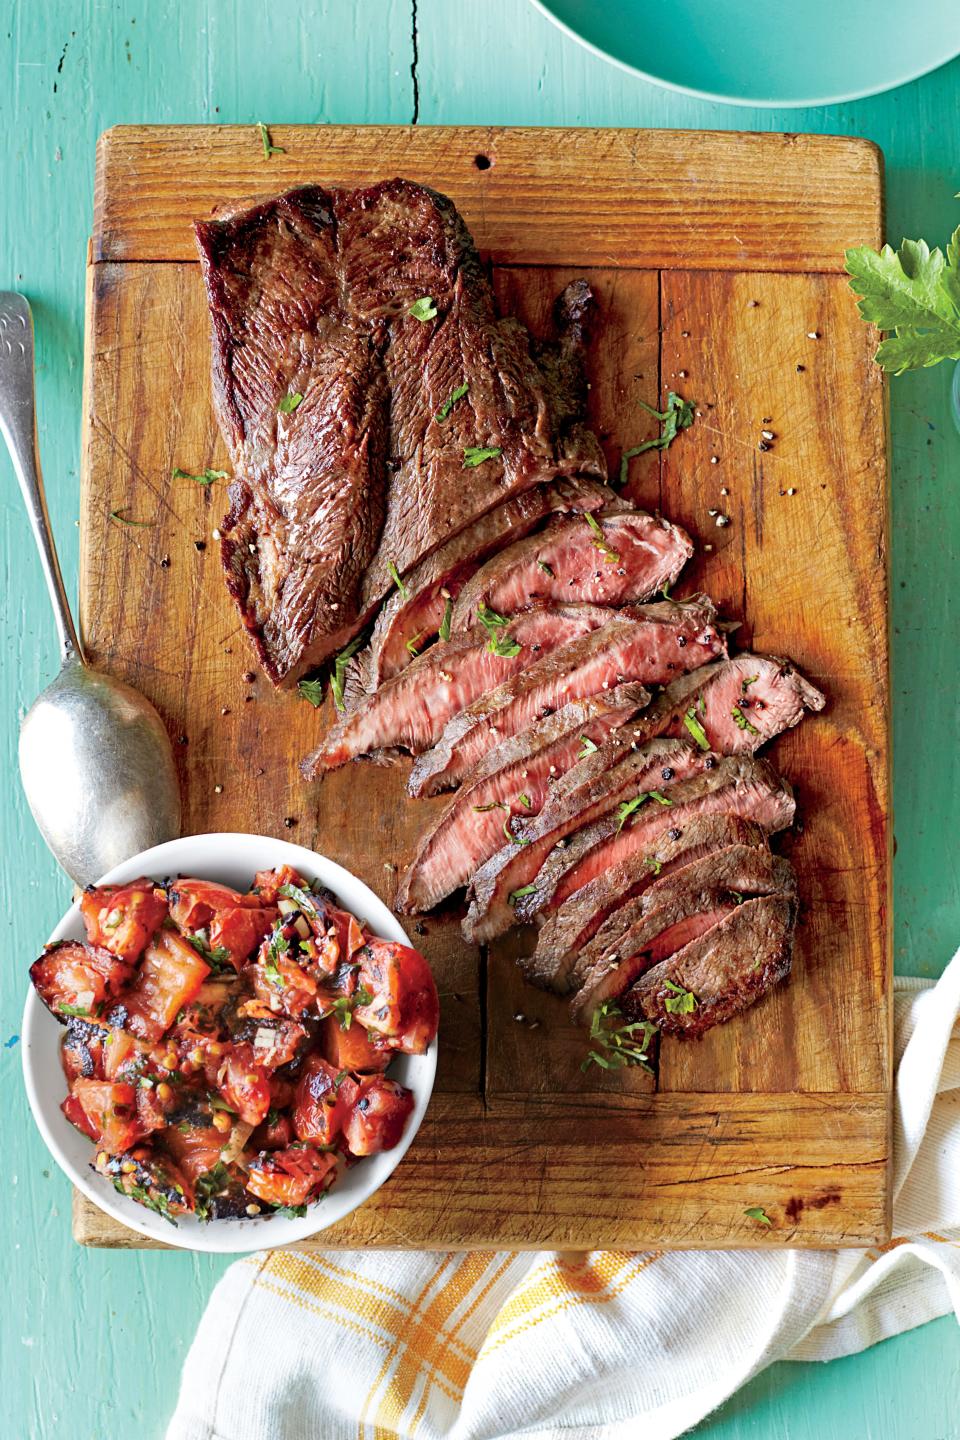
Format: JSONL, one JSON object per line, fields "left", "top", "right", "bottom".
{"left": 74, "top": 123, "right": 890, "bottom": 1252}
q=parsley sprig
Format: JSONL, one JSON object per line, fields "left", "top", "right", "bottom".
{"left": 476, "top": 603, "right": 521, "bottom": 658}
{"left": 172, "top": 466, "right": 228, "bottom": 486}
{"left": 581, "top": 1001, "right": 657, "bottom": 1074}
{"left": 619, "top": 392, "right": 695, "bottom": 484}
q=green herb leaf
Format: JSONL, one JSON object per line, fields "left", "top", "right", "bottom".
{"left": 683, "top": 707, "right": 710, "bottom": 751}
{"left": 207, "top": 1094, "right": 237, "bottom": 1114}
{"left": 508, "top": 883, "right": 538, "bottom": 904}
{"left": 583, "top": 511, "right": 620, "bottom": 564}
{"left": 386, "top": 561, "right": 410, "bottom": 600}
{"left": 476, "top": 603, "right": 511, "bottom": 632}
{"left": 405, "top": 632, "right": 424, "bottom": 658}
{"left": 463, "top": 445, "right": 502, "bottom": 468}
{"left": 195, "top": 1161, "right": 232, "bottom": 1222}
{"left": 58, "top": 1002, "right": 90, "bottom": 1018}
{"left": 109, "top": 508, "right": 154, "bottom": 528}
{"left": 409, "top": 296, "right": 438, "bottom": 322}
{"left": 518, "top": 793, "right": 532, "bottom": 809}
{"left": 477, "top": 602, "right": 521, "bottom": 658}
{"left": 537, "top": 559, "right": 555, "bottom": 578}
{"left": 255, "top": 121, "right": 285, "bottom": 159}
{"left": 647, "top": 857, "right": 663, "bottom": 877}
{"left": 731, "top": 705, "right": 760, "bottom": 736}
{"left": 619, "top": 392, "right": 696, "bottom": 484}
{"left": 663, "top": 978, "right": 697, "bottom": 1015}
{"left": 661, "top": 581, "right": 672, "bottom": 600}
{"left": 744, "top": 1205, "right": 773, "bottom": 1227}
{"left": 278, "top": 392, "right": 303, "bottom": 414}
{"left": 172, "top": 466, "right": 229, "bottom": 486}
{"left": 578, "top": 735, "right": 599, "bottom": 758}
{"left": 435, "top": 382, "right": 469, "bottom": 422}
{"left": 845, "top": 230, "right": 960, "bottom": 374}
{"left": 187, "top": 934, "right": 233, "bottom": 972}
{"left": 438, "top": 597, "right": 453, "bottom": 643}
{"left": 274, "top": 1203, "right": 308, "bottom": 1219}
{"left": 648, "top": 790, "right": 672, "bottom": 806}
{"left": 616, "top": 793, "right": 648, "bottom": 832}
{"left": 298, "top": 677, "right": 325, "bottom": 708}
{"left": 581, "top": 1001, "right": 657, "bottom": 1075}
{"left": 331, "top": 633, "right": 365, "bottom": 713}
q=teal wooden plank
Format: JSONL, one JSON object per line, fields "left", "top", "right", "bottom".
{"left": 1, "top": 3, "right": 957, "bottom": 1438}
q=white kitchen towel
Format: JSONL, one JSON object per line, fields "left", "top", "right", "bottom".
{"left": 166, "top": 948, "right": 960, "bottom": 1440}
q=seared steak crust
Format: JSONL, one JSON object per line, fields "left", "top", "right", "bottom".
{"left": 196, "top": 181, "right": 605, "bottom": 683}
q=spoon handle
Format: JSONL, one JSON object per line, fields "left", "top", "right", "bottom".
{"left": 0, "top": 292, "right": 84, "bottom": 665}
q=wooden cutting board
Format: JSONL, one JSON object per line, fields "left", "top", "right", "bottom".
{"left": 74, "top": 125, "right": 890, "bottom": 1251}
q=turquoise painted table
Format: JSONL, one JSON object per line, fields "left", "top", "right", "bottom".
{"left": 2, "top": 4, "right": 958, "bottom": 1436}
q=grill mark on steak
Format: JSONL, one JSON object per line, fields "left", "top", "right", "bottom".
{"left": 512, "top": 755, "right": 796, "bottom": 927}
{"left": 302, "top": 603, "right": 614, "bottom": 776}
{"left": 451, "top": 508, "right": 693, "bottom": 628}
{"left": 462, "top": 738, "right": 710, "bottom": 944}
{"left": 569, "top": 847, "right": 796, "bottom": 1020}
{"left": 524, "top": 813, "right": 768, "bottom": 992}
{"left": 619, "top": 894, "right": 797, "bottom": 1038}
{"left": 409, "top": 596, "right": 726, "bottom": 798}
{"left": 346, "top": 477, "right": 613, "bottom": 701}
{"left": 196, "top": 181, "right": 605, "bottom": 684}
{"left": 395, "top": 682, "right": 651, "bottom": 914}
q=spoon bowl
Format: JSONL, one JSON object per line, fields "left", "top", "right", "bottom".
{"left": 0, "top": 291, "right": 181, "bottom": 884}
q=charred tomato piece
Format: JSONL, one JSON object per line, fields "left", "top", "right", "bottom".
{"left": 30, "top": 941, "right": 134, "bottom": 1024}
{"left": 245, "top": 1145, "right": 338, "bottom": 1209}
{"left": 292, "top": 1055, "right": 359, "bottom": 1146}
{"left": 319, "top": 1013, "right": 391, "bottom": 1073}
{"left": 116, "top": 930, "right": 211, "bottom": 1043}
{"left": 95, "top": 1145, "right": 192, "bottom": 1222}
{"left": 343, "top": 1077, "right": 415, "bottom": 1157}
{"left": 80, "top": 879, "right": 168, "bottom": 962}
{"left": 217, "top": 1042, "right": 272, "bottom": 1127}
{"left": 353, "top": 941, "right": 439, "bottom": 1054}
{"left": 71, "top": 1079, "right": 145, "bottom": 1154}
{"left": 60, "top": 1017, "right": 109, "bottom": 1082}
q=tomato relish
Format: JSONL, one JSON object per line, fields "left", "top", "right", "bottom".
{"left": 32, "top": 865, "right": 438, "bottom": 1225}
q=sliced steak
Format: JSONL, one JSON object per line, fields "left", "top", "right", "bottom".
{"left": 452, "top": 508, "right": 693, "bottom": 628}
{"left": 196, "top": 181, "right": 605, "bottom": 684}
{"left": 569, "top": 847, "right": 796, "bottom": 1022}
{"left": 409, "top": 596, "right": 726, "bottom": 798}
{"left": 302, "top": 603, "right": 613, "bottom": 776}
{"left": 619, "top": 894, "right": 796, "bottom": 1038}
{"left": 632, "top": 651, "right": 826, "bottom": 755}
{"left": 525, "top": 813, "right": 767, "bottom": 992}
{"left": 347, "top": 477, "right": 612, "bottom": 699}
{"left": 395, "top": 682, "right": 650, "bottom": 914}
{"left": 462, "top": 738, "right": 712, "bottom": 944}
{"left": 512, "top": 755, "right": 796, "bottom": 927}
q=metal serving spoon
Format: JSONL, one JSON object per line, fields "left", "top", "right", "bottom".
{"left": 0, "top": 292, "right": 181, "bottom": 887}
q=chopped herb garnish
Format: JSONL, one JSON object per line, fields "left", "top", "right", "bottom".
{"left": 387, "top": 561, "right": 410, "bottom": 599}
{"left": 508, "top": 883, "right": 537, "bottom": 904}
{"left": 744, "top": 1205, "right": 773, "bottom": 1227}
{"left": 583, "top": 511, "right": 620, "bottom": 564}
{"left": 263, "top": 957, "right": 285, "bottom": 989}
{"left": 438, "top": 597, "right": 453, "bottom": 643}
{"left": 463, "top": 445, "right": 502, "bottom": 468}
{"left": 172, "top": 466, "right": 229, "bottom": 486}
{"left": 581, "top": 1001, "right": 657, "bottom": 1074}
{"left": 330, "top": 633, "right": 365, "bottom": 713}
{"left": 187, "top": 934, "right": 232, "bottom": 972}
{"left": 274, "top": 1203, "right": 308, "bottom": 1219}
{"left": 663, "top": 978, "right": 696, "bottom": 1015}
{"left": 647, "top": 857, "right": 663, "bottom": 877}
{"left": 618, "top": 392, "right": 696, "bottom": 484}
{"left": 405, "top": 632, "right": 424, "bottom": 658}
{"left": 58, "top": 1002, "right": 90, "bottom": 1018}
{"left": 473, "top": 800, "right": 527, "bottom": 845}
{"left": 265, "top": 1108, "right": 281, "bottom": 1128}
{"left": 731, "top": 705, "right": 760, "bottom": 736}
{"left": 329, "top": 986, "right": 373, "bottom": 1031}
{"left": 537, "top": 560, "right": 555, "bottom": 578}
{"left": 109, "top": 509, "right": 154, "bottom": 528}
{"left": 436, "top": 382, "right": 469, "bottom": 422}
{"left": 207, "top": 1095, "right": 237, "bottom": 1114}
{"left": 477, "top": 602, "right": 521, "bottom": 658}
{"left": 298, "top": 677, "right": 325, "bottom": 708}
{"left": 333, "top": 1069, "right": 350, "bottom": 1092}
{"left": 742, "top": 675, "right": 759, "bottom": 687}
{"left": 683, "top": 707, "right": 710, "bottom": 751}
{"left": 648, "top": 790, "right": 672, "bottom": 805}
{"left": 255, "top": 121, "right": 285, "bottom": 159}
{"left": 195, "top": 1161, "right": 232, "bottom": 1222}
{"left": 661, "top": 581, "right": 672, "bottom": 600}
{"left": 409, "top": 296, "right": 438, "bottom": 322}
{"left": 518, "top": 793, "right": 532, "bottom": 809}
{"left": 278, "top": 392, "right": 303, "bottom": 414}
{"left": 578, "top": 735, "right": 599, "bottom": 758}
{"left": 616, "top": 793, "right": 648, "bottom": 832}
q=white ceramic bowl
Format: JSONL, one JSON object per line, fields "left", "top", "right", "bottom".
{"left": 21, "top": 832, "right": 437, "bottom": 1253}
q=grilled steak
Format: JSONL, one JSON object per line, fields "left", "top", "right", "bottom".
{"left": 632, "top": 652, "right": 826, "bottom": 755}
{"left": 409, "top": 596, "right": 726, "bottom": 798}
{"left": 462, "top": 738, "right": 711, "bottom": 944}
{"left": 196, "top": 181, "right": 605, "bottom": 684}
{"left": 524, "top": 813, "right": 767, "bottom": 991}
{"left": 395, "top": 682, "right": 650, "bottom": 914}
{"left": 512, "top": 754, "right": 796, "bottom": 926}
{"left": 451, "top": 507, "right": 693, "bottom": 628}
{"left": 619, "top": 894, "right": 796, "bottom": 1038}
{"left": 302, "top": 604, "right": 613, "bottom": 776}
{"left": 347, "top": 477, "right": 613, "bottom": 699}
{"left": 569, "top": 847, "right": 796, "bottom": 1021}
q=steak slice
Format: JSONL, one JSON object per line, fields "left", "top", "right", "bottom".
{"left": 569, "top": 847, "right": 796, "bottom": 1022}
{"left": 512, "top": 755, "right": 796, "bottom": 926}
{"left": 462, "top": 738, "right": 712, "bottom": 944}
{"left": 196, "top": 181, "right": 605, "bottom": 684}
{"left": 347, "top": 477, "right": 612, "bottom": 699}
{"left": 409, "top": 596, "right": 726, "bottom": 798}
{"left": 302, "top": 604, "right": 613, "bottom": 776}
{"left": 619, "top": 894, "right": 796, "bottom": 1038}
{"left": 395, "top": 682, "right": 650, "bottom": 914}
{"left": 452, "top": 508, "right": 693, "bottom": 628}
{"left": 524, "top": 813, "right": 767, "bottom": 992}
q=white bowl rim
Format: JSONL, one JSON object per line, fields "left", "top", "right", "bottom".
{"left": 21, "top": 831, "right": 438, "bottom": 1254}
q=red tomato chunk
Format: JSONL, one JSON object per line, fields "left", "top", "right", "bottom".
{"left": 120, "top": 931, "right": 211, "bottom": 1043}
{"left": 343, "top": 1077, "right": 415, "bottom": 1157}
{"left": 80, "top": 880, "right": 168, "bottom": 962}
{"left": 245, "top": 1145, "right": 338, "bottom": 1208}
{"left": 31, "top": 941, "right": 133, "bottom": 1023}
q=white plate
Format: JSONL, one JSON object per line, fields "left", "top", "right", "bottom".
{"left": 21, "top": 832, "right": 437, "bottom": 1254}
